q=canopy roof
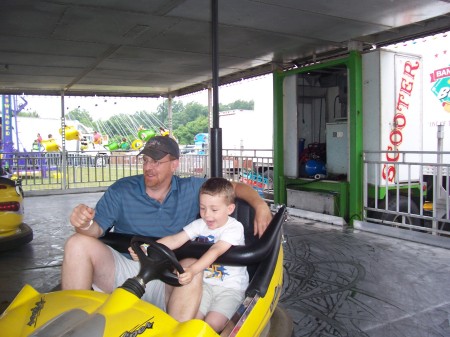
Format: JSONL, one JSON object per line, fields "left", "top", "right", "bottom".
{"left": 0, "top": 0, "right": 449, "bottom": 97}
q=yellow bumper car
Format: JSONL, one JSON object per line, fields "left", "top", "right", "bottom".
{"left": 0, "top": 201, "right": 290, "bottom": 337}
{"left": 0, "top": 177, "right": 33, "bottom": 252}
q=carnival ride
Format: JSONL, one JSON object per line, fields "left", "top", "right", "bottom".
{"left": 0, "top": 201, "right": 291, "bottom": 337}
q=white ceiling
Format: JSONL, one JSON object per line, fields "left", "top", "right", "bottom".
{"left": 0, "top": 0, "right": 449, "bottom": 97}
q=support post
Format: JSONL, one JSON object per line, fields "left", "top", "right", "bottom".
{"left": 210, "top": 0, "right": 222, "bottom": 177}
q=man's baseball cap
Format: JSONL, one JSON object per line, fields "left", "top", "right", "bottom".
{"left": 138, "top": 136, "right": 180, "bottom": 160}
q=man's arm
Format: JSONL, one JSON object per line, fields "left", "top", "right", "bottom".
{"left": 70, "top": 204, "right": 103, "bottom": 238}
{"left": 231, "top": 181, "right": 272, "bottom": 237}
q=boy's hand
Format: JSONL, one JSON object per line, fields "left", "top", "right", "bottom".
{"left": 177, "top": 267, "right": 194, "bottom": 285}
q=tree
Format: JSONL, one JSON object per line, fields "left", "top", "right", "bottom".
{"left": 18, "top": 110, "right": 40, "bottom": 118}
{"left": 155, "top": 99, "right": 185, "bottom": 125}
{"left": 172, "top": 102, "right": 208, "bottom": 129}
{"left": 174, "top": 115, "right": 209, "bottom": 144}
{"left": 66, "top": 108, "right": 94, "bottom": 128}
{"left": 219, "top": 99, "right": 254, "bottom": 111}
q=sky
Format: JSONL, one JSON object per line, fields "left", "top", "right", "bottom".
{"left": 21, "top": 74, "right": 273, "bottom": 122}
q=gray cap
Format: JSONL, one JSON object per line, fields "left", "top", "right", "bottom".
{"left": 138, "top": 136, "right": 179, "bottom": 160}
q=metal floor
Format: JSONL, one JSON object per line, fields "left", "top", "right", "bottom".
{"left": 1, "top": 192, "right": 450, "bottom": 337}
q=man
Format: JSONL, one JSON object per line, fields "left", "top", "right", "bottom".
{"left": 62, "top": 136, "right": 272, "bottom": 322}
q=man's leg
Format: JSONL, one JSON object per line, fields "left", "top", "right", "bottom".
{"left": 166, "top": 258, "right": 203, "bottom": 322}
{"left": 61, "top": 233, "right": 115, "bottom": 292}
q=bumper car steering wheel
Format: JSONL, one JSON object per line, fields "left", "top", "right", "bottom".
{"left": 121, "top": 236, "right": 184, "bottom": 298}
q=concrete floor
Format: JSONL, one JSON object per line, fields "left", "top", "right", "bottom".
{"left": 1, "top": 192, "right": 450, "bottom": 337}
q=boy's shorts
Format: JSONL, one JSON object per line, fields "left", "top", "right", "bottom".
{"left": 93, "top": 247, "right": 166, "bottom": 311}
{"left": 199, "top": 283, "right": 244, "bottom": 319}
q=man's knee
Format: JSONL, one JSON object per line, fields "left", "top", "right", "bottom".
{"left": 64, "top": 233, "right": 99, "bottom": 257}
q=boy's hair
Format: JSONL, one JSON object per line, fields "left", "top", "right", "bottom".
{"left": 200, "top": 177, "right": 235, "bottom": 205}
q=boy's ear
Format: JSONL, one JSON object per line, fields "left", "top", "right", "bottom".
{"left": 227, "top": 203, "right": 236, "bottom": 215}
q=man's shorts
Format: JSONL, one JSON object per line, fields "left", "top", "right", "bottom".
{"left": 199, "top": 283, "right": 244, "bottom": 319}
{"left": 93, "top": 247, "right": 166, "bottom": 311}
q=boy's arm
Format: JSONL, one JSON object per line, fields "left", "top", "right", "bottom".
{"left": 128, "top": 231, "right": 189, "bottom": 261}
{"left": 188, "top": 240, "right": 232, "bottom": 275}
{"left": 157, "top": 230, "right": 190, "bottom": 250}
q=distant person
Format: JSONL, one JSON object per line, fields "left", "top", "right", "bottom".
{"left": 45, "top": 134, "right": 61, "bottom": 151}
{"left": 93, "top": 131, "right": 102, "bottom": 145}
{"left": 33, "top": 133, "right": 43, "bottom": 151}
{"left": 160, "top": 127, "right": 169, "bottom": 136}
{"left": 120, "top": 137, "right": 130, "bottom": 150}
{"left": 129, "top": 177, "right": 249, "bottom": 333}
{"left": 80, "top": 136, "right": 88, "bottom": 151}
{"left": 32, "top": 139, "right": 39, "bottom": 151}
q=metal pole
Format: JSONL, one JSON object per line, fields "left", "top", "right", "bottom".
{"left": 61, "top": 92, "right": 68, "bottom": 189}
{"left": 168, "top": 95, "right": 173, "bottom": 137}
{"left": 207, "top": 86, "right": 212, "bottom": 177}
{"left": 432, "top": 123, "right": 444, "bottom": 234}
{"left": 210, "top": 0, "right": 222, "bottom": 177}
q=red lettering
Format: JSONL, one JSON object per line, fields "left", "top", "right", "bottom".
{"left": 381, "top": 57, "right": 420, "bottom": 183}
{"left": 386, "top": 145, "right": 400, "bottom": 161}
{"left": 396, "top": 93, "right": 409, "bottom": 112}
{"left": 403, "top": 60, "right": 420, "bottom": 79}
{"left": 382, "top": 164, "right": 396, "bottom": 182}
{"left": 393, "top": 113, "right": 406, "bottom": 129}
{"left": 389, "top": 129, "right": 403, "bottom": 146}
{"left": 399, "top": 78, "right": 413, "bottom": 95}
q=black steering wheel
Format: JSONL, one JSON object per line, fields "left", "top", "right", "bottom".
{"left": 130, "top": 236, "right": 184, "bottom": 287}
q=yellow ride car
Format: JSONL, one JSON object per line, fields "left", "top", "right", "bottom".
{"left": 0, "top": 177, "right": 33, "bottom": 252}
{"left": 0, "top": 202, "right": 290, "bottom": 337}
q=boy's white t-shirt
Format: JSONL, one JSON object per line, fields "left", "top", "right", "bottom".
{"left": 183, "top": 216, "right": 249, "bottom": 291}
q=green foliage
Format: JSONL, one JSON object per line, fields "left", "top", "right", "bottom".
{"left": 219, "top": 99, "right": 254, "bottom": 111}
{"left": 155, "top": 100, "right": 185, "bottom": 125}
{"left": 174, "top": 115, "right": 209, "bottom": 144}
{"left": 18, "top": 110, "right": 40, "bottom": 118}
{"left": 66, "top": 108, "right": 94, "bottom": 128}
{"left": 172, "top": 102, "right": 208, "bottom": 129}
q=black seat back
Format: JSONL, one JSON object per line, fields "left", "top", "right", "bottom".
{"left": 231, "top": 198, "right": 257, "bottom": 246}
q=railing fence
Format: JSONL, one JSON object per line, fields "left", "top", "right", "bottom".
{"left": 363, "top": 150, "right": 450, "bottom": 236}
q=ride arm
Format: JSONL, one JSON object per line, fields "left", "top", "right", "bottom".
{"left": 231, "top": 181, "right": 272, "bottom": 237}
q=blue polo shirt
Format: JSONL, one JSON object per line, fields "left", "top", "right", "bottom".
{"left": 94, "top": 175, "right": 206, "bottom": 237}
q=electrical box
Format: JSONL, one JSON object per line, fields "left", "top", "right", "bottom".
{"left": 326, "top": 122, "right": 348, "bottom": 175}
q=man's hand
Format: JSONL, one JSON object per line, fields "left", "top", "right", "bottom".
{"left": 253, "top": 202, "right": 273, "bottom": 237}
{"left": 231, "top": 181, "right": 273, "bottom": 237}
{"left": 70, "top": 204, "right": 99, "bottom": 236}
{"left": 128, "top": 245, "right": 148, "bottom": 261}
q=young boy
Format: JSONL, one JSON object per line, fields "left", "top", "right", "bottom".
{"left": 130, "top": 177, "right": 249, "bottom": 332}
